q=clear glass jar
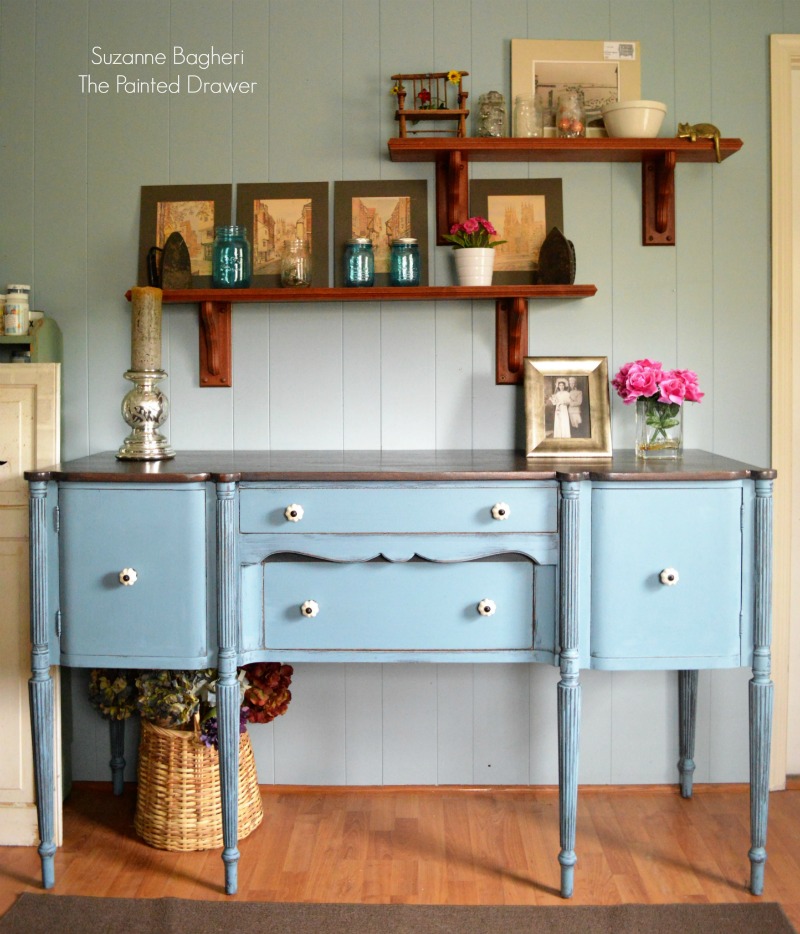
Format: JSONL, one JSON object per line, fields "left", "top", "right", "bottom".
{"left": 557, "top": 90, "right": 586, "bottom": 138}
{"left": 344, "top": 238, "right": 374, "bottom": 287}
{"left": 280, "top": 239, "right": 312, "bottom": 288}
{"left": 389, "top": 238, "right": 420, "bottom": 286}
{"left": 212, "top": 225, "right": 251, "bottom": 288}
{"left": 513, "top": 95, "right": 542, "bottom": 138}
{"left": 476, "top": 91, "right": 507, "bottom": 137}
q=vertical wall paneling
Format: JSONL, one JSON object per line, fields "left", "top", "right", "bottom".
{"left": 166, "top": 2, "right": 237, "bottom": 450}
{"left": 33, "top": 2, "right": 90, "bottom": 460}
{"left": 273, "top": 664, "right": 347, "bottom": 785}
{"left": 344, "top": 663, "right": 384, "bottom": 785}
{"left": 472, "top": 664, "right": 531, "bottom": 785}
{"left": 0, "top": 0, "right": 784, "bottom": 785}
{"left": 269, "top": 306, "right": 344, "bottom": 449}
{"left": 87, "top": 1, "right": 172, "bottom": 453}
{"left": 231, "top": 2, "right": 272, "bottom": 450}
{"left": 436, "top": 666, "right": 475, "bottom": 784}
{"left": 673, "top": 0, "right": 715, "bottom": 452}
{"left": 382, "top": 665, "right": 438, "bottom": 784}
{"left": 709, "top": 0, "right": 782, "bottom": 463}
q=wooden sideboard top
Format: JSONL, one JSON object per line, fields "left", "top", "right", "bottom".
{"left": 25, "top": 450, "right": 776, "bottom": 483}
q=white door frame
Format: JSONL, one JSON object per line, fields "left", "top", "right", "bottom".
{"left": 769, "top": 34, "right": 800, "bottom": 787}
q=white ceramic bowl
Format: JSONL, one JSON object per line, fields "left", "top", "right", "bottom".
{"left": 600, "top": 99, "right": 667, "bottom": 138}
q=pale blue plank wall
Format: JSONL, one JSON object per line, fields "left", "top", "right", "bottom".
{"left": 1, "top": 0, "right": 795, "bottom": 786}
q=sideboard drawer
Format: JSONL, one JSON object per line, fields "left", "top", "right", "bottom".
{"left": 59, "top": 486, "right": 209, "bottom": 664}
{"left": 256, "top": 555, "right": 536, "bottom": 652}
{"left": 590, "top": 485, "right": 743, "bottom": 668}
{"left": 239, "top": 483, "right": 557, "bottom": 534}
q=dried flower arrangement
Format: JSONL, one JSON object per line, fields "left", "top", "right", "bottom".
{"left": 88, "top": 662, "right": 294, "bottom": 749}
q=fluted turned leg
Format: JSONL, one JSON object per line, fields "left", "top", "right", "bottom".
{"left": 216, "top": 481, "right": 240, "bottom": 895}
{"left": 558, "top": 672, "right": 580, "bottom": 897}
{"left": 28, "top": 481, "right": 56, "bottom": 888}
{"left": 29, "top": 675, "right": 56, "bottom": 888}
{"left": 749, "top": 479, "right": 773, "bottom": 895}
{"left": 557, "top": 482, "right": 581, "bottom": 898}
{"left": 678, "top": 670, "right": 698, "bottom": 798}
{"left": 109, "top": 719, "right": 126, "bottom": 796}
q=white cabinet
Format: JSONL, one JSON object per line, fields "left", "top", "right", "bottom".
{"left": 0, "top": 363, "right": 60, "bottom": 845}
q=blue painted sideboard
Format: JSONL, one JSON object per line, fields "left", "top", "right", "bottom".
{"left": 25, "top": 450, "right": 775, "bottom": 898}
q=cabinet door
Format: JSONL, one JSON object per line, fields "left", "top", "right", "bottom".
{"left": 59, "top": 486, "right": 210, "bottom": 666}
{"left": 590, "top": 485, "right": 743, "bottom": 669}
{"left": 0, "top": 364, "right": 61, "bottom": 845}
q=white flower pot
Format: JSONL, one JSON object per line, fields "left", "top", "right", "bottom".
{"left": 453, "top": 247, "right": 495, "bottom": 286}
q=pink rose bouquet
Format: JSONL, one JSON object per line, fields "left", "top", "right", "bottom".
{"left": 442, "top": 216, "right": 507, "bottom": 249}
{"left": 612, "top": 359, "right": 704, "bottom": 447}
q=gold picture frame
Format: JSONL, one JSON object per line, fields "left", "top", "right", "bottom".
{"left": 524, "top": 356, "right": 612, "bottom": 458}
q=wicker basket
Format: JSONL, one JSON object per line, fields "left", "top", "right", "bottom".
{"left": 134, "top": 718, "right": 263, "bottom": 851}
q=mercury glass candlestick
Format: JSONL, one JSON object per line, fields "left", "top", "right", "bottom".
{"left": 117, "top": 287, "right": 175, "bottom": 460}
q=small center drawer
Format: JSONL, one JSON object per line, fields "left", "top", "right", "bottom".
{"left": 239, "top": 483, "right": 557, "bottom": 534}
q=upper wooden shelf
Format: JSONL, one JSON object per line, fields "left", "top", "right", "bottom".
{"left": 388, "top": 136, "right": 744, "bottom": 246}
{"left": 127, "top": 285, "right": 596, "bottom": 389}
{"left": 388, "top": 136, "right": 742, "bottom": 163}
{"left": 150, "top": 285, "right": 595, "bottom": 304}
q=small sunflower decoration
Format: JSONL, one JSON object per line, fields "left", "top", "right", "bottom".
{"left": 447, "top": 69, "right": 462, "bottom": 85}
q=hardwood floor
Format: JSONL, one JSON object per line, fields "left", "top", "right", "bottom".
{"left": 1, "top": 782, "right": 799, "bottom": 926}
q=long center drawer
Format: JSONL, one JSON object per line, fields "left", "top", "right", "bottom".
{"left": 239, "top": 483, "right": 558, "bottom": 534}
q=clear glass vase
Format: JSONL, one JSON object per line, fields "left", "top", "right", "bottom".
{"left": 635, "top": 397, "right": 683, "bottom": 459}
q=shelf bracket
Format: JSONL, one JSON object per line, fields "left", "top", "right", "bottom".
{"left": 435, "top": 151, "right": 468, "bottom": 244}
{"left": 642, "top": 151, "right": 676, "bottom": 245}
{"left": 495, "top": 297, "right": 528, "bottom": 385}
{"left": 198, "top": 300, "right": 232, "bottom": 387}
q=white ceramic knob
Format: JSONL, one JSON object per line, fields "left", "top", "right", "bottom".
{"left": 119, "top": 568, "right": 138, "bottom": 586}
{"left": 477, "top": 598, "right": 497, "bottom": 617}
{"left": 300, "top": 599, "right": 320, "bottom": 618}
{"left": 284, "top": 504, "right": 304, "bottom": 522}
{"left": 491, "top": 502, "right": 511, "bottom": 521}
{"left": 659, "top": 568, "right": 679, "bottom": 586}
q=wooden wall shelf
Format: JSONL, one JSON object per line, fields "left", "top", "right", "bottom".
{"left": 126, "top": 285, "right": 596, "bottom": 388}
{"left": 388, "top": 136, "right": 743, "bottom": 246}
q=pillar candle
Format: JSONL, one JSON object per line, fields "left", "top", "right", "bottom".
{"left": 130, "top": 286, "right": 163, "bottom": 371}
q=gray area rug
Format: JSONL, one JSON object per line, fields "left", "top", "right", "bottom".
{"left": 0, "top": 894, "right": 796, "bottom": 933}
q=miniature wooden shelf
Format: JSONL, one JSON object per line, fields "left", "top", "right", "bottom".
{"left": 126, "top": 285, "right": 596, "bottom": 388}
{"left": 388, "top": 136, "right": 744, "bottom": 246}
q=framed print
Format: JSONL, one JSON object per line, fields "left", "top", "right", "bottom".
{"left": 524, "top": 356, "right": 612, "bottom": 458}
{"left": 138, "top": 184, "right": 232, "bottom": 287}
{"left": 469, "top": 179, "right": 563, "bottom": 285}
{"left": 333, "top": 180, "right": 428, "bottom": 286}
{"left": 511, "top": 39, "right": 641, "bottom": 135}
{"left": 236, "top": 182, "right": 329, "bottom": 287}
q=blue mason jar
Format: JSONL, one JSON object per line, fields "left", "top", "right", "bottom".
{"left": 344, "top": 237, "right": 374, "bottom": 287}
{"left": 212, "top": 225, "right": 251, "bottom": 288}
{"left": 389, "top": 238, "right": 420, "bottom": 286}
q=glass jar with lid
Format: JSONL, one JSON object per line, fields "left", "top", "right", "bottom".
{"left": 476, "top": 91, "right": 507, "bottom": 137}
{"left": 212, "top": 226, "right": 252, "bottom": 288}
{"left": 389, "top": 238, "right": 420, "bottom": 286}
{"left": 344, "top": 238, "right": 375, "bottom": 287}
